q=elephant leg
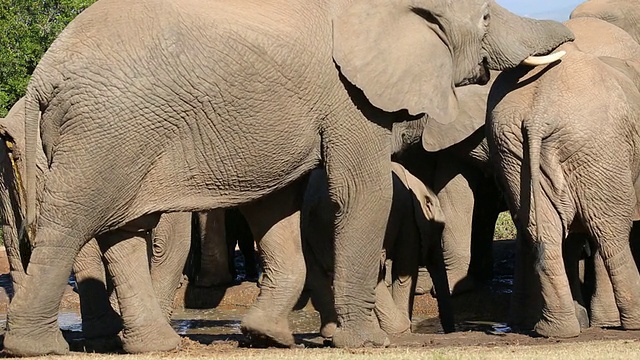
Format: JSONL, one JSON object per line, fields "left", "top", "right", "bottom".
{"left": 4, "top": 219, "right": 87, "bottom": 356}
{"left": 194, "top": 210, "right": 233, "bottom": 287}
{"left": 510, "top": 228, "right": 542, "bottom": 330}
{"left": 562, "top": 233, "right": 590, "bottom": 329}
{"left": 374, "top": 280, "right": 411, "bottom": 335}
{"left": 424, "top": 224, "right": 455, "bottom": 333}
{"left": 588, "top": 251, "right": 620, "bottom": 327}
{"left": 74, "top": 238, "right": 123, "bottom": 340}
{"left": 433, "top": 160, "right": 475, "bottom": 295}
{"left": 390, "top": 223, "right": 419, "bottom": 324}
{"left": 239, "top": 179, "right": 307, "bottom": 348}
{"left": 97, "top": 222, "right": 181, "bottom": 354}
{"left": 227, "top": 208, "right": 258, "bottom": 280}
{"left": 590, "top": 223, "right": 640, "bottom": 330}
{"left": 469, "top": 179, "right": 502, "bottom": 285}
{"left": 306, "top": 256, "right": 339, "bottom": 338}
{"left": 150, "top": 212, "right": 192, "bottom": 320}
{"left": 532, "top": 201, "right": 581, "bottom": 338}
{"left": 414, "top": 267, "right": 433, "bottom": 295}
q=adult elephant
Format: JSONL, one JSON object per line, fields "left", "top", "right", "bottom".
{"left": 3, "top": 0, "right": 572, "bottom": 355}
{"left": 571, "top": 0, "right": 640, "bottom": 44}
{"left": 486, "top": 17, "right": 640, "bottom": 338}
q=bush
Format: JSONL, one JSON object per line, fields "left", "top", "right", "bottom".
{"left": 0, "top": 0, "right": 96, "bottom": 116}
{"left": 493, "top": 211, "right": 516, "bottom": 240}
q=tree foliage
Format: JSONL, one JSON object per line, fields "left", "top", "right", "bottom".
{"left": 0, "top": 0, "right": 96, "bottom": 116}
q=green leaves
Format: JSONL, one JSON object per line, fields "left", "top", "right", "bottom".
{"left": 0, "top": 0, "right": 96, "bottom": 116}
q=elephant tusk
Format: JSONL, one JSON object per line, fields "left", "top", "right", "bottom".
{"left": 521, "top": 50, "right": 566, "bottom": 66}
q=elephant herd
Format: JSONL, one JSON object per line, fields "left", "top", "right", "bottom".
{"left": 0, "top": 0, "right": 639, "bottom": 356}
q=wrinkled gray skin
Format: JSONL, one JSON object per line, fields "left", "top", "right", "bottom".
{"left": 302, "top": 163, "right": 453, "bottom": 337}
{"left": 400, "top": 73, "right": 506, "bottom": 296}
{"left": 0, "top": 97, "right": 194, "bottom": 347}
{"left": 4, "top": 0, "right": 574, "bottom": 355}
{"left": 486, "top": 17, "right": 640, "bottom": 338}
{"left": 571, "top": 0, "right": 640, "bottom": 44}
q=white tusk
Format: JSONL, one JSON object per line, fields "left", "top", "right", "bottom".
{"left": 521, "top": 50, "right": 566, "bottom": 66}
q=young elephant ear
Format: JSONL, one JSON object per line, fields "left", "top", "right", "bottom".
{"left": 332, "top": 0, "right": 458, "bottom": 123}
{"left": 392, "top": 162, "right": 445, "bottom": 225}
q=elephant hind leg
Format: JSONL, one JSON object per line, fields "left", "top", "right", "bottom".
{"left": 239, "top": 179, "right": 307, "bottom": 348}
{"left": 530, "top": 199, "right": 581, "bottom": 338}
{"left": 97, "top": 219, "right": 181, "bottom": 354}
{"left": 74, "top": 238, "right": 123, "bottom": 340}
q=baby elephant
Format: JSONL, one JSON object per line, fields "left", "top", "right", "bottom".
{"left": 301, "top": 162, "right": 454, "bottom": 337}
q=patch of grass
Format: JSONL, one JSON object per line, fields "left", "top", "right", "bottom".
{"left": 493, "top": 211, "right": 516, "bottom": 241}
{"left": 24, "top": 340, "right": 640, "bottom": 360}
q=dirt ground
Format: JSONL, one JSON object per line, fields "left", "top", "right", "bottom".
{"left": 0, "top": 240, "right": 638, "bottom": 358}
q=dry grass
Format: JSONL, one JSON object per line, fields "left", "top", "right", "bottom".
{"left": 493, "top": 211, "right": 516, "bottom": 241}
{"left": 20, "top": 340, "right": 640, "bottom": 360}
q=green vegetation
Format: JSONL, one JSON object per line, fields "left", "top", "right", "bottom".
{"left": 0, "top": 0, "right": 96, "bottom": 116}
{"left": 493, "top": 211, "right": 516, "bottom": 240}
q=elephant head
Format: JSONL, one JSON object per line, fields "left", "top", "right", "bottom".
{"left": 332, "top": 0, "right": 574, "bottom": 134}
{"left": 571, "top": 0, "right": 640, "bottom": 44}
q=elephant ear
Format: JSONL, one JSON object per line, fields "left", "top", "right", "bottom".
{"left": 422, "top": 75, "right": 495, "bottom": 152}
{"left": 332, "top": 0, "right": 458, "bottom": 123}
{"left": 391, "top": 162, "right": 445, "bottom": 225}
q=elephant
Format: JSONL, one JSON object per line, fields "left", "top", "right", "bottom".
{"left": 571, "top": 0, "right": 640, "bottom": 44}
{"left": 2, "top": 0, "right": 573, "bottom": 355}
{"left": 301, "top": 162, "right": 453, "bottom": 338}
{"left": 486, "top": 16, "right": 640, "bottom": 338}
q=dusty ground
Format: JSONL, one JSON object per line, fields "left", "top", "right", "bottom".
{"left": 0, "top": 240, "right": 638, "bottom": 358}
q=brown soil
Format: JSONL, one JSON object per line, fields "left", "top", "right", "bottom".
{"left": 0, "top": 240, "right": 638, "bottom": 357}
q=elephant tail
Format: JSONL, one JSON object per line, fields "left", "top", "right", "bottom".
{"left": 22, "top": 91, "right": 40, "bottom": 245}
{"left": 523, "top": 118, "right": 544, "bottom": 247}
{"left": 0, "top": 131, "right": 29, "bottom": 294}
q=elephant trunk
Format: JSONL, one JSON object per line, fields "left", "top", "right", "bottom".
{"left": 484, "top": 3, "right": 575, "bottom": 70}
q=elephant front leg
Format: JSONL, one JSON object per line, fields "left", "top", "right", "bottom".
{"left": 97, "top": 227, "right": 181, "bottom": 354}
{"left": 73, "top": 239, "right": 123, "bottom": 341}
{"left": 323, "top": 119, "right": 392, "bottom": 348}
{"left": 433, "top": 161, "right": 475, "bottom": 295}
{"left": 239, "top": 179, "right": 307, "bottom": 348}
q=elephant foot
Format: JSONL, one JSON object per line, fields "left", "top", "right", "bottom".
{"left": 241, "top": 308, "right": 294, "bottom": 348}
{"left": 121, "top": 320, "right": 181, "bottom": 354}
{"left": 533, "top": 314, "right": 580, "bottom": 338}
{"left": 332, "top": 320, "right": 390, "bottom": 348}
{"left": 621, "top": 316, "right": 640, "bottom": 330}
{"left": 320, "top": 321, "right": 338, "bottom": 339}
{"left": 574, "top": 301, "right": 590, "bottom": 330}
{"left": 414, "top": 268, "right": 432, "bottom": 296}
{"left": 591, "top": 316, "right": 621, "bottom": 328}
{"left": 82, "top": 310, "right": 124, "bottom": 339}
{"left": 3, "top": 326, "right": 69, "bottom": 356}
